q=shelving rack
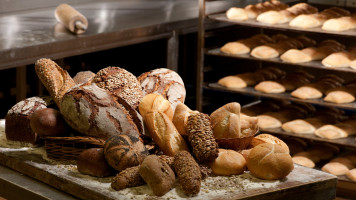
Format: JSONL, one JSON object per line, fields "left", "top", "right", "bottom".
{"left": 196, "top": 0, "right": 356, "bottom": 197}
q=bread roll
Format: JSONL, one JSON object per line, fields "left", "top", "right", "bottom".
{"left": 346, "top": 168, "right": 356, "bottom": 181}
{"left": 247, "top": 143, "right": 294, "bottom": 180}
{"left": 111, "top": 166, "right": 145, "bottom": 191}
{"left": 210, "top": 149, "right": 246, "bottom": 176}
{"left": 220, "top": 34, "right": 274, "bottom": 55}
{"left": 330, "top": 157, "right": 355, "bottom": 169}
{"left": 30, "top": 108, "right": 69, "bottom": 137}
{"left": 322, "top": 162, "right": 350, "bottom": 175}
{"left": 145, "top": 111, "right": 189, "bottom": 156}
{"left": 139, "top": 155, "right": 175, "bottom": 196}
{"left": 139, "top": 93, "right": 173, "bottom": 120}
{"left": 172, "top": 103, "right": 198, "bottom": 137}
{"left": 315, "top": 118, "right": 356, "bottom": 139}
{"left": 292, "top": 156, "right": 315, "bottom": 168}
{"left": 324, "top": 82, "right": 356, "bottom": 104}
{"left": 322, "top": 15, "right": 356, "bottom": 32}
{"left": 322, "top": 49, "right": 356, "bottom": 68}
{"left": 249, "top": 133, "right": 289, "bottom": 153}
{"left": 226, "top": 7, "right": 248, "bottom": 21}
{"left": 77, "top": 148, "right": 115, "bottom": 177}
{"left": 244, "top": 0, "right": 289, "bottom": 19}
{"left": 35, "top": 58, "right": 76, "bottom": 107}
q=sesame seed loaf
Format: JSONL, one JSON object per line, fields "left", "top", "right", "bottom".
{"left": 5, "top": 96, "right": 53, "bottom": 145}
{"left": 92, "top": 67, "right": 143, "bottom": 110}
{"left": 35, "top": 58, "right": 76, "bottom": 108}
{"left": 137, "top": 68, "right": 186, "bottom": 111}
{"left": 60, "top": 83, "right": 141, "bottom": 139}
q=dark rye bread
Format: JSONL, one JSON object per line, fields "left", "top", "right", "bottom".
{"left": 138, "top": 68, "right": 186, "bottom": 111}
{"left": 92, "top": 67, "right": 143, "bottom": 110}
{"left": 5, "top": 96, "right": 53, "bottom": 145}
{"left": 60, "top": 83, "right": 141, "bottom": 139}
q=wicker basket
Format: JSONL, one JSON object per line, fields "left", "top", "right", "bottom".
{"left": 44, "top": 136, "right": 105, "bottom": 161}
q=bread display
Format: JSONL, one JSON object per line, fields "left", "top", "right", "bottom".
{"left": 220, "top": 34, "right": 274, "bottom": 54}
{"left": 104, "top": 135, "right": 148, "bottom": 172}
{"left": 172, "top": 103, "right": 198, "bottom": 137}
{"left": 315, "top": 117, "right": 356, "bottom": 139}
{"left": 210, "top": 149, "right": 246, "bottom": 176}
{"left": 60, "top": 83, "right": 142, "bottom": 138}
{"left": 281, "top": 40, "right": 345, "bottom": 63}
{"left": 289, "top": 7, "right": 350, "bottom": 29}
{"left": 139, "top": 155, "right": 175, "bottom": 196}
{"left": 138, "top": 68, "right": 185, "bottom": 111}
{"left": 138, "top": 93, "right": 173, "bottom": 120}
{"left": 73, "top": 70, "right": 95, "bottom": 85}
{"left": 322, "top": 14, "right": 356, "bottom": 32}
{"left": 30, "top": 108, "right": 69, "bottom": 137}
{"left": 324, "top": 81, "right": 356, "bottom": 103}
{"left": 186, "top": 112, "right": 219, "bottom": 163}
{"left": 144, "top": 111, "right": 189, "bottom": 156}
{"left": 92, "top": 67, "right": 143, "bottom": 110}
{"left": 291, "top": 74, "right": 344, "bottom": 99}
{"left": 5, "top": 96, "right": 53, "bottom": 145}
{"left": 210, "top": 102, "right": 258, "bottom": 150}
{"left": 251, "top": 35, "right": 316, "bottom": 59}
{"left": 249, "top": 133, "right": 289, "bottom": 153}
{"left": 257, "top": 3, "right": 318, "bottom": 24}
{"left": 173, "top": 151, "right": 202, "bottom": 196}
{"left": 247, "top": 143, "right": 294, "bottom": 180}
{"left": 77, "top": 148, "right": 115, "bottom": 177}
{"left": 111, "top": 166, "right": 145, "bottom": 191}
{"left": 35, "top": 58, "right": 76, "bottom": 107}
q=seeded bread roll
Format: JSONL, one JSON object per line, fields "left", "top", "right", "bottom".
{"left": 73, "top": 71, "right": 95, "bottom": 85}
{"left": 186, "top": 113, "right": 219, "bottom": 163}
{"left": 92, "top": 66, "right": 143, "bottom": 109}
{"left": 174, "top": 151, "right": 202, "bottom": 196}
{"left": 35, "top": 58, "right": 76, "bottom": 107}
{"left": 139, "top": 155, "right": 175, "bottom": 196}
{"left": 111, "top": 166, "right": 145, "bottom": 190}
{"left": 5, "top": 96, "right": 53, "bottom": 145}
{"left": 138, "top": 68, "right": 185, "bottom": 111}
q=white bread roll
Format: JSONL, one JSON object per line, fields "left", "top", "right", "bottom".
{"left": 291, "top": 86, "right": 323, "bottom": 99}
{"left": 220, "top": 42, "right": 250, "bottom": 54}
{"left": 314, "top": 124, "right": 348, "bottom": 139}
{"left": 145, "top": 111, "right": 189, "bottom": 156}
{"left": 210, "top": 149, "right": 246, "bottom": 176}
{"left": 254, "top": 81, "right": 286, "bottom": 93}
{"left": 249, "top": 133, "right": 289, "bottom": 153}
{"left": 257, "top": 115, "right": 282, "bottom": 129}
{"left": 292, "top": 156, "right": 315, "bottom": 168}
{"left": 218, "top": 76, "right": 248, "bottom": 89}
{"left": 322, "top": 16, "right": 356, "bottom": 32}
{"left": 226, "top": 7, "right": 248, "bottom": 21}
{"left": 280, "top": 49, "right": 312, "bottom": 63}
{"left": 282, "top": 119, "right": 316, "bottom": 134}
{"left": 322, "top": 162, "right": 350, "bottom": 176}
{"left": 346, "top": 168, "right": 356, "bottom": 181}
{"left": 139, "top": 93, "right": 173, "bottom": 120}
{"left": 324, "top": 91, "right": 355, "bottom": 104}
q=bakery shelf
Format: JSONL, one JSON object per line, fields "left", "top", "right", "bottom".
{"left": 261, "top": 127, "right": 356, "bottom": 149}
{"left": 206, "top": 82, "right": 356, "bottom": 110}
{"left": 206, "top": 48, "right": 356, "bottom": 74}
{"left": 208, "top": 13, "right": 356, "bottom": 37}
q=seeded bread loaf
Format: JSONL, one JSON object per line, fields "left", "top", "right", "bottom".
{"left": 60, "top": 83, "right": 141, "bottom": 138}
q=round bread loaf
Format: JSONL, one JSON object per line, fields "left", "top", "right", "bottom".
{"left": 104, "top": 134, "right": 148, "bottom": 172}
{"left": 77, "top": 148, "right": 115, "bottom": 177}
{"left": 30, "top": 108, "right": 70, "bottom": 137}
{"left": 60, "top": 83, "right": 141, "bottom": 138}
{"left": 92, "top": 66, "right": 143, "bottom": 109}
{"left": 139, "top": 155, "right": 175, "bottom": 196}
{"left": 138, "top": 93, "right": 173, "bottom": 120}
{"left": 73, "top": 71, "right": 95, "bottom": 85}
{"left": 5, "top": 96, "right": 53, "bottom": 145}
{"left": 249, "top": 134, "right": 289, "bottom": 153}
{"left": 247, "top": 143, "right": 294, "bottom": 180}
{"left": 138, "top": 68, "right": 185, "bottom": 111}
{"left": 210, "top": 149, "right": 246, "bottom": 176}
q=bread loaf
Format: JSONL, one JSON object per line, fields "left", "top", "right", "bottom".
{"left": 173, "top": 151, "right": 202, "bottom": 196}
{"left": 104, "top": 135, "right": 148, "bottom": 172}
{"left": 210, "top": 149, "right": 246, "bottom": 176}
{"left": 73, "top": 71, "right": 95, "bottom": 85}
{"left": 60, "top": 83, "right": 141, "bottom": 138}
{"left": 92, "top": 66, "right": 143, "bottom": 109}
{"left": 249, "top": 134, "right": 289, "bottom": 153}
{"left": 139, "top": 93, "right": 173, "bottom": 120}
{"left": 77, "top": 148, "right": 115, "bottom": 177}
{"left": 172, "top": 103, "right": 198, "bottom": 137}
{"left": 139, "top": 155, "right": 175, "bottom": 196}
{"left": 247, "top": 143, "right": 294, "bottom": 180}
{"left": 30, "top": 108, "right": 70, "bottom": 137}
{"left": 138, "top": 68, "right": 185, "bottom": 111}
{"left": 35, "top": 58, "right": 76, "bottom": 107}
{"left": 5, "top": 96, "right": 53, "bottom": 145}
{"left": 145, "top": 111, "right": 189, "bottom": 156}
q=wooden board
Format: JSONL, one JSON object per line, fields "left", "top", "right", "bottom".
{"left": 0, "top": 145, "right": 337, "bottom": 200}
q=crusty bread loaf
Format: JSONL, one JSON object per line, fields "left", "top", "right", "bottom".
{"left": 138, "top": 68, "right": 185, "bottom": 111}
{"left": 210, "top": 149, "right": 246, "bottom": 176}
{"left": 172, "top": 103, "right": 198, "bottom": 137}
{"left": 35, "top": 58, "right": 76, "bottom": 107}
{"left": 247, "top": 143, "right": 294, "bottom": 180}
{"left": 145, "top": 111, "right": 189, "bottom": 156}
{"left": 139, "top": 93, "right": 173, "bottom": 120}
{"left": 322, "top": 162, "right": 350, "bottom": 175}
{"left": 249, "top": 134, "right": 289, "bottom": 153}
{"left": 60, "top": 83, "right": 141, "bottom": 138}
{"left": 77, "top": 148, "right": 115, "bottom": 177}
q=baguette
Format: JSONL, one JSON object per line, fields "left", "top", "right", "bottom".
{"left": 145, "top": 111, "right": 190, "bottom": 156}
{"left": 322, "top": 14, "right": 356, "bottom": 32}
{"left": 324, "top": 81, "right": 356, "bottom": 103}
{"left": 315, "top": 117, "right": 356, "bottom": 139}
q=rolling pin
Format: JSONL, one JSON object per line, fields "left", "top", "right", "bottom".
{"left": 55, "top": 4, "right": 88, "bottom": 34}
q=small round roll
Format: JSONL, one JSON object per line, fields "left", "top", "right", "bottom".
{"left": 210, "top": 149, "right": 246, "bottom": 176}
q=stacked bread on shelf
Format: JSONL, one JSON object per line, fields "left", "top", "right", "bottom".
{"left": 3, "top": 58, "right": 299, "bottom": 197}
